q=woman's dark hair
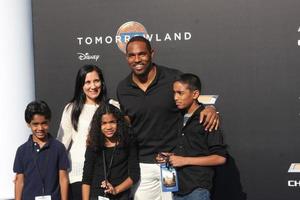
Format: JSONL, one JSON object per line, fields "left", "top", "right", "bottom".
{"left": 25, "top": 100, "right": 51, "bottom": 123}
{"left": 69, "top": 64, "right": 107, "bottom": 131}
{"left": 86, "top": 103, "right": 130, "bottom": 151}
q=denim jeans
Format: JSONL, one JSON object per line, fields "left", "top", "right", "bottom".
{"left": 174, "top": 188, "right": 210, "bottom": 200}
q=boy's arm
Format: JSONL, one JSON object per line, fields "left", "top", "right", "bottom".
{"left": 15, "top": 173, "right": 24, "bottom": 200}
{"left": 59, "top": 170, "right": 69, "bottom": 200}
{"left": 170, "top": 128, "right": 227, "bottom": 167}
{"left": 82, "top": 184, "right": 90, "bottom": 200}
{"left": 169, "top": 154, "right": 226, "bottom": 167}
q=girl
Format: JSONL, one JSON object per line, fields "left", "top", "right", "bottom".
{"left": 57, "top": 64, "right": 107, "bottom": 200}
{"left": 82, "top": 104, "right": 140, "bottom": 200}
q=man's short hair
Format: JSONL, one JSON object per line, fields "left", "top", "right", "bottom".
{"left": 24, "top": 100, "right": 51, "bottom": 123}
{"left": 175, "top": 73, "right": 202, "bottom": 92}
{"left": 126, "top": 36, "right": 152, "bottom": 53}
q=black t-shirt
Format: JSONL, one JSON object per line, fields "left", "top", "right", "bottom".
{"left": 117, "top": 65, "right": 182, "bottom": 163}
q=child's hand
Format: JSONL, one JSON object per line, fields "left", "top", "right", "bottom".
{"left": 169, "top": 155, "right": 187, "bottom": 167}
{"left": 101, "top": 180, "right": 117, "bottom": 195}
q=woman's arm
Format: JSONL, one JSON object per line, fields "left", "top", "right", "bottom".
{"left": 57, "top": 104, "right": 73, "bottom": 149}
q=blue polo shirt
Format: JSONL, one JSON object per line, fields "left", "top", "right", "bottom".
{"left": 13, "top": 134, "right": 69, "bottom": 200}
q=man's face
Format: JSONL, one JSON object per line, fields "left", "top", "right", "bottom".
{"left": 173, "top": 81, "right": 198, "bottom": 110}
{"left": 126, "top": 41, "right": 154, "bottom": 77}
{"left": 27, "top": 114, "right": 49, "bottom": 140}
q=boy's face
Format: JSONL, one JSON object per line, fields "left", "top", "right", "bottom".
{"left": 27, "top": 114, "right": 49, "bottom": 140}
{"left": 173, "top": 81, "right": 199, "bottom": 110}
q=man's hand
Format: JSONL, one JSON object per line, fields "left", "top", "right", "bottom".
{"left": 169, "top": 155, "right": 187, "bottom": 167}
{"left": 200, "top": 106, "right": 220, "bottom": 132}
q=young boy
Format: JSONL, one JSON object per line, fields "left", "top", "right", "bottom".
{"left": 13, "top": 101, "right": 69, "bottom": 200}
{"left": 170, "top": 73, "right": 227, "bottom": 200}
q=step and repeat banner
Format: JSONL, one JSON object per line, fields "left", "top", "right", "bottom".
{"left": 32, "top": 0, "right": 300, "bottom": 199}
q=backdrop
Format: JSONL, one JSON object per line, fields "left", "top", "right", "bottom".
{"left": 32, "top": 0, "right": 300, "bottom": 199}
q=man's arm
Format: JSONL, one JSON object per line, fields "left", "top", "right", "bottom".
{"left": 59, "top": 170, "right": 69, "bottom": 200}
{"left": 169, "top": 154, "right": 226, "bottom": 167}
{"left": 15, "top": 173, "right": 24, "bottom": 200}
{"left": 82, "top": 184, "right": 90, "bottom": 200}
{"left": 200, "top": 106, "right": 220, "bottom": 132}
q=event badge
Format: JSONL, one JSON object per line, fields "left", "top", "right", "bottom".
{"left": 98, "top": 196, "right": 110, "bottom": 200}
{"left": 35, "top": 195, "right": 51, "bottom": 200}
{"left": 160, "top": 163, "right": 179, "bottom": 192}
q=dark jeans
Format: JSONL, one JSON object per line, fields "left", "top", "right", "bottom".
{"left": 174, "top": 188, "right": 210, "bottom": 200}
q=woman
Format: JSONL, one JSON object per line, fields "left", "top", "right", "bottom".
{"left": 57, "top": 64, "right": 107, "bottom": 200}
{"left": 82, "top": 104, "right": 140, "bottom": 200}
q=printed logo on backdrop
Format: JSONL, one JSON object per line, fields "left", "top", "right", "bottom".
{"left": 298, "top": 27, "right": 300, "bottom": 46}
{"left": 77, "top": 53, "right": 100, "bottom": 61}
{"left": 116, "top": 21, "right": 148, "bottom": 53}
{"left": 288, "top": 163, "right": 300, "bottom": 173}
{"left": 76, "top": 21, "right": 192, "bottom": 54}
{"left": 287, "top": 163, "right": 300, "bottom": 187}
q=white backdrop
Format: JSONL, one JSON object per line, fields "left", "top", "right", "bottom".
{"left": 0, "top": 0, "right": 35, "bottom": 199}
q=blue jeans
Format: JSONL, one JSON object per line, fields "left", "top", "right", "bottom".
{"left": 174, "top": 188, "right": 210, "bottom": 200}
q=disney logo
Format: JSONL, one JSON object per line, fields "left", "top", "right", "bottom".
{"left": 77, "top": 53, "right": 100, "bottom": 61}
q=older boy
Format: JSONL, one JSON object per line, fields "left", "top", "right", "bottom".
{"left": 13, "top": 101, "right": 69, "bottom": 200}
{"left": 169, "top": 74, "right": 227, "bottom": 200}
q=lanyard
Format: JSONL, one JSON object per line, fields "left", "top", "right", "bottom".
{"left": 102, "top": 145, "right": 117, "bottom": 196}
{"left": 33, "top": 144, "right": 49, "bottom": 195}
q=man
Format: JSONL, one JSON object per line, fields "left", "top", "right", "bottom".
{"left": 117, "top": 36, "right": 219, "bottom": 200}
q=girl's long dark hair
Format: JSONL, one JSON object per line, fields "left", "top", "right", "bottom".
{"left": 86, "top": 103, "right": 130, "bottom": 151}
{"left": 69, "top": 64, "right": 107, "bottom": 131}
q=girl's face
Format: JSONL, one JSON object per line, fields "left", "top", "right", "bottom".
{"left": 101, "top": 113, "right": 117, "bottom": 139}
{"left": 83, "top": 70, "right": 101, "bottom": 104}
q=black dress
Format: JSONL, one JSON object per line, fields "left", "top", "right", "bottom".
{"left": 82, "top": 138, "right": 140, "bottom": 200}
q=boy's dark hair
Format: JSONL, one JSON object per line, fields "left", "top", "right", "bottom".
{"left": 24, "top": 100, "right": 51, "bottom": 123}
{"left": 126, "top": 36, "right": 152, "bottom": 53}
{"left": 175, "top": 73, "right": 202, "bottom": 92}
